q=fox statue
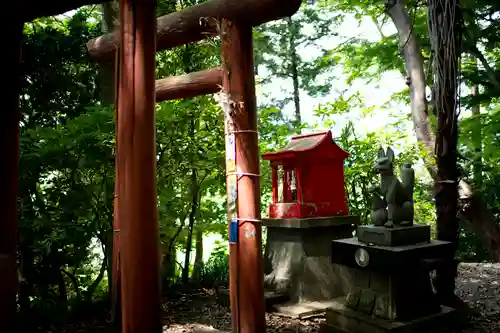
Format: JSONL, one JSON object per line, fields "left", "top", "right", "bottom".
{"left": 371, "top": 147, "right": 414, "bottom": 228}
{"left": 369, "top": 185, "right": 388, "bottom": 226}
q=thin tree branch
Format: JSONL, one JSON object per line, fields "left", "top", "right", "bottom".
{"left": 61, "top": 268, "right": 81, "bottom": 298}
{"left": 465, "top": 42, "right": 500, "bottom": 91}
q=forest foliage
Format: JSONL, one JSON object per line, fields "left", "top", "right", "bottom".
{"left": 16, "top": 0, "right": 500, "bottom": 323}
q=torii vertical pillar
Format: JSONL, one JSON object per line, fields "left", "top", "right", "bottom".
{"left": 221, "top": 20, "right": 266, "bottom": 333}
{"left": 0, "top": 20, "right": 22, "bottom": 331}
{"left": 117, "top": 0, "right": 161, "bottom": 332}
{"left": 111, "top": 49, "right": 122, "bottom": 326}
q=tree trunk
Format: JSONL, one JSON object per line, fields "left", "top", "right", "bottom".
{"left": 18, "top": 194, "right": 37, "bottom": 318}
{"left": 57, "top": 269, "right": 68, "bottom": 312}
{"left": 386, "top": 0, "right": 500, "bottom": 262}
{"left": 180, "top": 42, "right": 200, "bottom": 285}
{"left": 182, "top": 168, "right": 198, "bottom": 284}
{"left": 470, "top": 57, "right": 482, "bottom": 186}
{"left": 18, "top": 238, "right": 34, "bottom": 319}
{"left": 100, "top": 1, "right": 120, "bottom": 325}
{"left": 161, "top": 240, "right": 177, "bottom": 290}
{"left": 458, "top": 182, "right": 500, "bottom": 259}
{"left": 61, "top": 269, "right": 81, "bottom": 299}
{"left": 104, "top": 231, "right": 113, "bottom": 298}
{"left": 99, "top": 0, "right": 121, "bottom": 324}
{"left": 286, "top": 16, "right": 301, "bottom": 131}
{"left": 429, "top": 0, "right": 461, "bottom": 303}
{"left": 385, "top": 0, "right": 436, "bottom": 176}
{"left": 86, "top": 256, "right": 108, "bottom": 301}
{"left": 192, "top": 230, "right": 204, "bottom": 282}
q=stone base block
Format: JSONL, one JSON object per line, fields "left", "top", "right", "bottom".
{"left": 357, "top": 224, "right": 430, "bottom": 246}
{"left": 264, "top": 216, "right": 359, "bottom": 303}
{"left": 331, "top": 238, "right": 453, "bottom": 321}
{"left": 263, "top": 216, "right": 359, "bottom": 229}
{"left": 331, "top": 238, "right": 454, "bottom": 272}
{"left": 324, "top": 298, "right": 457, "bottom": 333}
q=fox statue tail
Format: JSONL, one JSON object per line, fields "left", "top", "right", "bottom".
{"left": 400, "top": 163, "right": 414, "bottom": 198}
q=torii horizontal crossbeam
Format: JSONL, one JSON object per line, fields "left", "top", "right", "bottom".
{"left": 86, "top": 0, "right": 301, "bottom": 62}
{"left": 155, "top": 68, "right": 222, "bottom": 102}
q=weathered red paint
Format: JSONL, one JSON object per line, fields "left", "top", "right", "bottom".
{"left": 263, "top": 131, "right": 349, "bottom": 219}
{"left": 221, "top": 19, "right": 266, "bottom": 333}
{"left": 111, "top": 49, "right": 121, "bottom": 325}
{"left": 118, "top": 0, "right": 162, "bottom": 332}
{"left": 155, "top": 68, "right": 223, "bottom": 102}
{"left": 86, "top": 0, "right": 302, "bottom": 62}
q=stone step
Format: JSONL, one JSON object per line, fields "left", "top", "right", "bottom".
{"left": 270, "top": 300, "right": 337, "bottom": 319}
{"left": 324, "top": 297, "right": 458, "bottom": 333}
{"left": 188, "top": 324, "right": 231, "bottom": 333}
{"left": 265, "top": 290, "right": 290, "bottom": 307}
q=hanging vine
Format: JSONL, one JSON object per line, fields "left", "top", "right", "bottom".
{"left": 428, "top": 0, "right": 463, "bottom": 155}
{"left": 428, "top": 0, "right": 465, "bottom": 303}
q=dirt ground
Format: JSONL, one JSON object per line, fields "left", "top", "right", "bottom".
{"left": 162, "top": 263, "right": 500, "bottom": 333}
{"left": 453, "top": 263, "right": 500, "bottom": 332}
{"left": 45, "top": 263, "right": 500, "bottom": 333}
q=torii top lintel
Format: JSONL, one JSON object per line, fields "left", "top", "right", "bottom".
{"left": 86, "top": 0, "right": 302, "bottom": 62}
{"left": 20, "top": 0, "right": 301, "bottom": 34}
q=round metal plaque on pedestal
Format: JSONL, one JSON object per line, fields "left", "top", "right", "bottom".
{"left": 355, "top": 248, "right": 369, "bottom": 267}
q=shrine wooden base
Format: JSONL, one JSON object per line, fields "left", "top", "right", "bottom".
{"left": 263, "top": 216, "right": 359, "bottom": 304}
{"left": 322, "top": 298, "right": 457, "bottom": 333}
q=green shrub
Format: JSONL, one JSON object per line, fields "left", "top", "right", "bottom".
{"left": 200, "top": 241, "right": 229, "bottom": 288}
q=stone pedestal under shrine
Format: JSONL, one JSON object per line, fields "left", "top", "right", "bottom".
{"left": 263, "top": 216, "right": 359, "bottom": 317}
{"left": 324, "top": 225, "right": 458, "bottom": 333}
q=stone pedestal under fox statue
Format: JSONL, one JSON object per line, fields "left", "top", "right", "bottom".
{"left": 371, "top": 147, "right": 414, "bottom": 228}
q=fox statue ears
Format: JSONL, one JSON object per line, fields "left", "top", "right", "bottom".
{"left": 386, "top": 147, "right": 394, "bottom": 162}
{"left": 377, "top": 147, "right": 395, "bottom": 162}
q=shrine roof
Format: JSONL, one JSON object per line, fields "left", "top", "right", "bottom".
{"left": 262, "top": 130, "right": 348, "bottom": 160}
{"left": 283, "top": 131, "right": 329, "bottom": 151}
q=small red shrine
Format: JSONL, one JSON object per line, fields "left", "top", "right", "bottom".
{"left": 262, "top": 130, "right": 349, "bottom": 219}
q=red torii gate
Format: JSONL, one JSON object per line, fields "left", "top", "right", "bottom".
{"left": 1, "top": 0, "right": 301, "bottom": 332}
